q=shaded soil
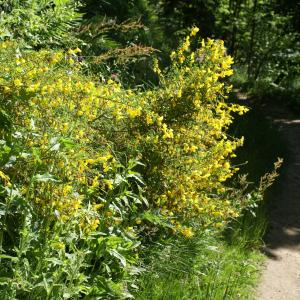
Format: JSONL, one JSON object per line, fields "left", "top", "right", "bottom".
{"left": 257, "top": 104, "right": 300, "bottom": 299}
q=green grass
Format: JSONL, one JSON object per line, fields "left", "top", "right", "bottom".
{"left": 135, "top": 228, "right": 264, "bottom": 300}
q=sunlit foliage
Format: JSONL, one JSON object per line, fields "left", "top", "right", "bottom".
{"left": 0, "top": 30, "right": 254, "bottom": 298}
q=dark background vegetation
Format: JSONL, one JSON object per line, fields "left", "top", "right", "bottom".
{"left": 78, "top": 0, "right": 300, "bottom": 105}
{"left": 1, "top": 0, "right": 299, "bottom": 99}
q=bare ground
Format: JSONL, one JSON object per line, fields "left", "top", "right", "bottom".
{"left": 257, "top": 104, "right": 300, "bottom": 299}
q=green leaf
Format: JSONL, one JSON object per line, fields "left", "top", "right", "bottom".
{"left": 142, "top": 211, "right": 173, "bottom": 228}
{"left": 46, "top": 257, "right": 63, "bottom": 266}
{"left": 34, "top": 173, "right": 60, "bottom": 183}
{"left": 59, "top": 138, "right": 76, "bottom": 149}
{"left": 0, "top": 254, "right": 18, "bottom": 261}
{"left": 114, "top": 174, "right": 127, "bottom": 186}
{"left": 63, "top": 292, "right": 71, "bottom": 299}
{"left": 108, "top": 249, "right": 127, "bottom": 267}
{"left": 127, "top": 173, "right": 144, "bottom": 185}
{"left": 0, "top": 277, "right": 11, "bottom": 286}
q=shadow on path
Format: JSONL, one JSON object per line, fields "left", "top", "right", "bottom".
{"left": 258, "top": 105, "right": 300, "bottom": 299}
{"left": 265, "top": 116, "right": 300, "bottom": 252}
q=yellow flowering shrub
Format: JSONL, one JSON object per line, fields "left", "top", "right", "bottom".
{"left": 111, "top": 29, "right": 249, "bottom": 232}
{"left": 0, "top": 29, "right": 251, "bottom": 298}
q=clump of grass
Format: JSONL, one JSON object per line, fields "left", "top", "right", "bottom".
{"left": 135, "top": 227, "right": 264, "bottom": 300}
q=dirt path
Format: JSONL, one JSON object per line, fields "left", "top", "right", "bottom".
{"left": 257, "top": 104, "right": 300, "bottom": 299}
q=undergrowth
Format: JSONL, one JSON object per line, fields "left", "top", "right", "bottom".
{"left": 136, "top": 227, "right": 264, "bottom": 300}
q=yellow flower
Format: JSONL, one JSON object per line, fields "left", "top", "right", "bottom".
{"left": 127, "top": 107, "right": 141, "bottom": 118}
{"left": 189, "top": 145, "right": 198, "bottom": 153}
{"left": 156, "top": 116, "right": 164, "bottom": 126}
{"left": 14, "top": 79, "right": 23, "bottom": 87}
{"left": 104, "top": 179, "right": 113, "bottom": 190}
{"left": 190, "top": 26, "right": 199, "bottom": 36}
{"left": 0, "top": 171, "right": 11, "bottom": 186}
{"left": 146, "top": 114, "right": 153, "bottom": 125}
{"left": 214, "top": 222, "right": 223, "bottom": 229}
{"left": 170, "top": 51, "right": 176, "bottom": 60}
{"left": 92, "top": 176, "right": 99, "bottom": 188}
{"left": 90, "top": 219, "right": 100, "bottom": 231}
{"left": 181, "top": 227, "right": 194, "bottom": 238}
{"left": 93, "top": 203, "right": 105, "bottom": 210}
{"left": 52, "top": 241, "right": 65, "bottom": 250}
{"left": 153, "top": 58, "right": 161, "bottom": 74}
